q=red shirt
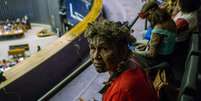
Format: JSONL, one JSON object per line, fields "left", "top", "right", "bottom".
{"left": 102, "top": 65, "right": 158, "bottom": 101}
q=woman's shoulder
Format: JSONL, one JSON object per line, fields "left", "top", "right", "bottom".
{"left": 118, "top": 67, "right": 146, "bottom": 89}
{"left": 154, "top": 20, "right": 176, "bottom": 32}
{"left": 154, "top": 24, "right": 162, "bottom": 29}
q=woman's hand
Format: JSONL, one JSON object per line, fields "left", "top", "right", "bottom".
{"left": 135, "top": 43, "right": 146, "bottom": 51}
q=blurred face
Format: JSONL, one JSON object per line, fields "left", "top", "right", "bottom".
{"left": 89, "top": 36, "right": 120, "bottom": 73}
{"left": 139, "top": 11, "right": 150, "bottom": 19}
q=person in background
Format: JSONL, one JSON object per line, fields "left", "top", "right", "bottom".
{"left": 2, "top": 59, "right": 8, "bottom": 70}
{"left": 173, "top": 0, "right": 200, "bottom": 42}
{"left": 170, "top": 0, "right": 200, "bottom": 83}
{"left": 173, "top": 0, "right": 200, "bottom": 49}
{"left": 37, "top": 45, "right": 41, "bottom": 52}
{"left": 23, "top": 15, "right": 31, "bottom": 30}
{"left": 84, "top": 19, "right": 158, "bottom": 101}
{"left": 135, "top": 1, "right": 176, "bottom": 67}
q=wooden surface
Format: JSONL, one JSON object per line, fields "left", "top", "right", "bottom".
{"left": 8, "top": 48, "right": 25, "bottom": 55}
{"left": 0, "top": 30, "right": 24, "bottom": 37}
{"left": 0, "top": 0, "right": 102, "bottom": 89}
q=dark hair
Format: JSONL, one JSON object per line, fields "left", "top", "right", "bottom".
{"left": 84, "top": 19, "right": 130, "bottom": 48}
{"left": 179, "top": 0, "right": 200, "bottom": 13}
{"left": 149, "top": 9, "right": 171, "bottom": 26}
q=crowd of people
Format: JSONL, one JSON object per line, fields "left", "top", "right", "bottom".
{"left": 0, "top": 58, "right": 24, "bottom": 72}
{"left": 0, "top": 15, "right": 31, "bottom": 36}
{"left": 136, "top": 0, "right": 199, "bottom": 66}
{"left": 83, "top": 0, "right": 200, "bottom": 101}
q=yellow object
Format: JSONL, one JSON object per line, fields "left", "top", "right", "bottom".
{"left": 153, "top": 69, "right": 168, "bottom": 96}
{"left": 37, "top": 29, "right": 54, "bottom": 37}
{"left": 8, "top": 48, "right": 25, "bottom": 55}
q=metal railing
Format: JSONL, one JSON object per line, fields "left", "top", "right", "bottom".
{"left": 179, "top": 33, "right": 201, "bottom": 101}
{"left": 38, "top": 59, "right": 92, "bottom": 101}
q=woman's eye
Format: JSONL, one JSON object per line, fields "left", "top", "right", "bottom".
{"left": 90, "top": 46, "right": 95, "bottom": 50}
{"left": 102, "top": 47, "right": 108, "bottom": 51}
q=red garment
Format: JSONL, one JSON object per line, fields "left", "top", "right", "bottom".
{"left": 102, "top": 65, "right": 158, "bottom": 101}
{"left": 175, "top": 18, "right": 189, "bottom": 31}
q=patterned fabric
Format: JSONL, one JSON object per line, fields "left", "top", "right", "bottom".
{"left": 151, "top": 28, "right": 176, "bottom": 55}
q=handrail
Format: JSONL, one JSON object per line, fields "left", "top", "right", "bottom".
{"left": 128, "top": 15, "right": 139, "bottom": 29}
{"left": 0, "top": 0, "right": 102, "bottom": 89}
{"left": 179, "top": 33, "right": 200, "bottom": 101}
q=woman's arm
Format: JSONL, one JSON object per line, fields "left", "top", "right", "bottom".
{"left": 134, "top": 33, "right": 160, "bottom": 58}
{"left": 145, "top": 33, "right": 160, "bottom": 58}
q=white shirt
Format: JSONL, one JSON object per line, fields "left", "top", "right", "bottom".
{"left": 173, "top": 11, "right": 198, "bottom": 42}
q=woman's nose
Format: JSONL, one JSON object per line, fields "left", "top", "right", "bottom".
{"left": 94, "top": 49, "right": 101, "bottom": 59}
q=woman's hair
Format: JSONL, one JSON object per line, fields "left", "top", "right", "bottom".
{"left": 84, "top": 19, "right": 131, "bottom": 48}
{"left": 179, "top": 0, "right": 200, "bottom": 13}
{"left": 149, "top": 9, "right": 171, "bottom": 26}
